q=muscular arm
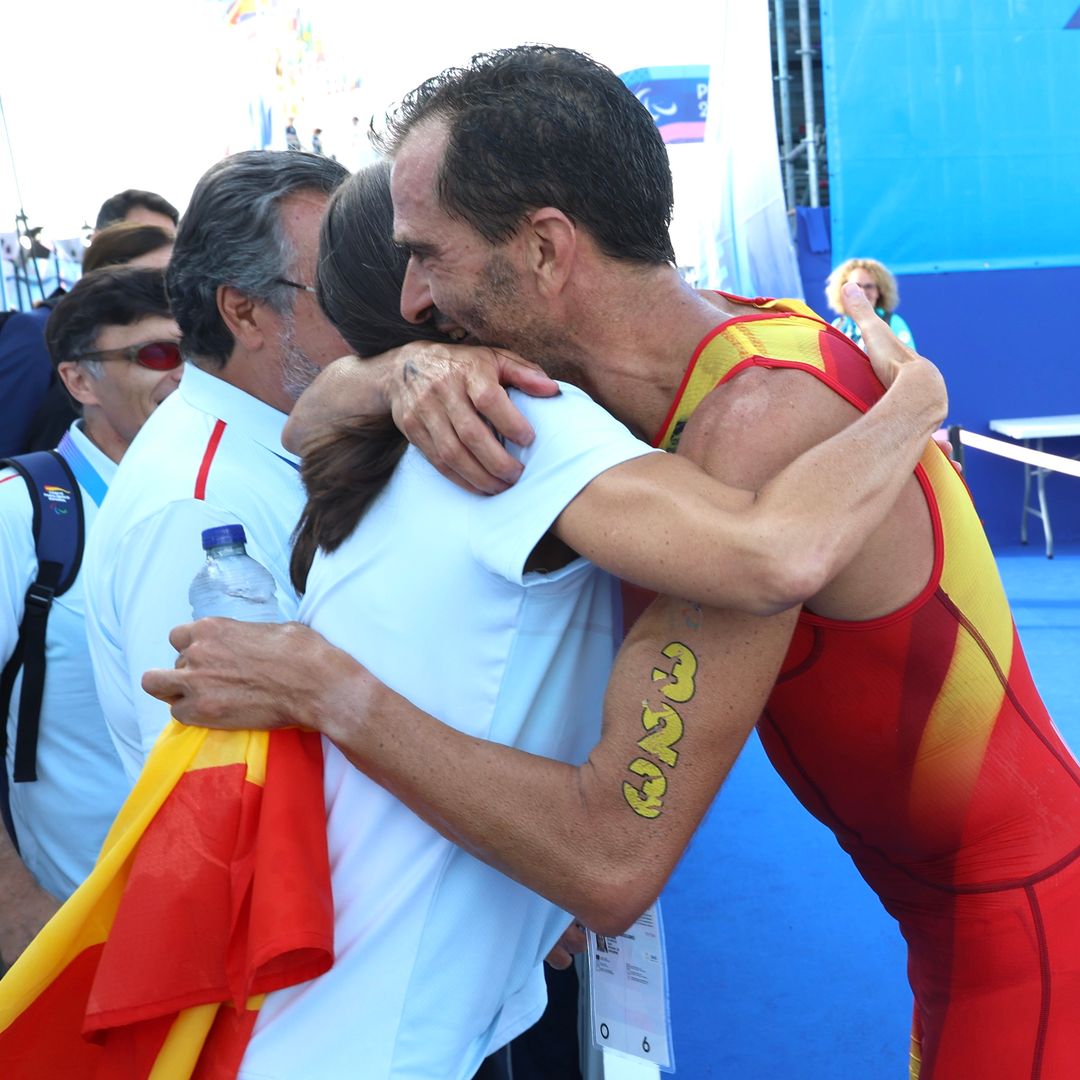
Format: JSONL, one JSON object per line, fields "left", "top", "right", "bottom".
{"left": 553, "top": 288, "right": 943, "bottom": 613}
{"left": 289, "top": 291, "right": 944, "bottom": 615}
{"left": 146, "top": 588, "right": 797, "bottom": 936}
{"left": 553, "top": 359, "right": 938, "bottom": 615}
{"left": 331, "top": 597, "right": 798, "bottom": 933}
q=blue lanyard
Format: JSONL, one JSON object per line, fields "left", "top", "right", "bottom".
{"left": 56, "top": 431, "right": 109, "bottom": 508}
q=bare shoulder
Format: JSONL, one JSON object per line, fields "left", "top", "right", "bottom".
{"left": 696, "top": 289, "right": 767, "bottom": 320}
{"left": 675, "top": 366, "right": 862, "bottom": 488}
{"left": 678, "top": 365, "right": 935, "bottom": 618}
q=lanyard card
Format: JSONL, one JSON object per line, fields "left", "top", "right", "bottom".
{"left": 588, "top": 900, "right": 674, "bottom": 1071}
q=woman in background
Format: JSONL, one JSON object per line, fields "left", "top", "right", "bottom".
{"left": 826, "top": 256, "right": 915, "bottom": 350}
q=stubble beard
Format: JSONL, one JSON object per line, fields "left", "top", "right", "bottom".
{"left": 279, "top": 314, "right": 322, "bottom": 403}
{"left": 453, "top": 251, "right": 520, "bottom": 351}
{"left": 461, "top": 254, "right": 602, "bottom": 402}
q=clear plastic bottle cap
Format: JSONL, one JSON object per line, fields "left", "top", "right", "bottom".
{"left": 201, "top": 524, "right": 247, "bottom": 550}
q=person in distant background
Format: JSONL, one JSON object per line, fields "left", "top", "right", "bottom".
{"left": 348, "top": 115, "right": 362, "bottom": 163}
{"left": 0, "top": 195, "right": 176, "bottom": 460}
{"left": 825, "top": 257, "right": 960, "bottom": 461}
{"left": 24, "top": 225, "right": 175, "bottom": 453}
{"left": 0, "top": 306, "right": 53, "bottom": 457}
{"left": 826, "top": 256, "right": 915, "bottom": 351}
{"left": 348, "top": 114, "right": 377, "bottom": 171}
{"left": 312, "top": 128, "right": 324, "bottom": 156}
{"left": 94, "top": 189, "right": 179, "bottom": 235}
{"left": 82, "top": 223, "right": 174, "bottom": 274}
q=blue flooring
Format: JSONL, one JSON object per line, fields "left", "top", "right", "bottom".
{"left": 660, "top": 543, "right": 1080, "bottom": 1078}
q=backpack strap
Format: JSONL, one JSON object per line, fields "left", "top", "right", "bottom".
{"left": 0, "top": 452, "right": 85, "bottom": 801}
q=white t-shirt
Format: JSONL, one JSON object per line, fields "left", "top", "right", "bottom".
{"left": 83, "top": 364, "right": 303, "bottom": 779}
{"left": 0, "top": 423, "right": 129, "bottom": 899}
{"left": 240, "top": 383, "right": 658, "bottom": 1080}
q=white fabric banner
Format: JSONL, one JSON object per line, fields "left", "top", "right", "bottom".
{"left": 687, "top": 2, "right": 804, "bottom": 298}
{"left": 221, "top": 0, "right": 802, "bottom": 301}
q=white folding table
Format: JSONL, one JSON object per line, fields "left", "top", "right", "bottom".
{"left": 987, "top": 414, "right": 1080, "bottom": 558}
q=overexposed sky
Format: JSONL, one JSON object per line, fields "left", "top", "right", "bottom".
{"left": 0, "top": 0, "right": 727, "bottom": 245}
{"left": 1, "top": 1, "right": 233, "bottom": 236}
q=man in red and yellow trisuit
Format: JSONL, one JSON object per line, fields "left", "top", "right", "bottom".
{"left": 132, "top": 47, "right": 1075, "bottom": 1080}
{"left": 652, "top": 292, "right": 1080, "bottom": 1079}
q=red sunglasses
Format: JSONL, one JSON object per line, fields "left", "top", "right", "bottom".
{"left": 74, "top": 340, "right": 183, "bottom": 371}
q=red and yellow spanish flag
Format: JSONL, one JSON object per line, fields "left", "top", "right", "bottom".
{"left": 0, "top": 723, "right": 332, "bottom": 1078}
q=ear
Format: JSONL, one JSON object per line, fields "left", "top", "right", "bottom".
{"left": 217, "top": 285, "right": 266, "bottom": 352}
{"left": 522, "top": 208, "right": 576, "bottom": 297}
{"left": 57, "top": 360, "right": 101, "bottom": 408}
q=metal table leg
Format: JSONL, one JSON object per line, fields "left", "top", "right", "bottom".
{"left": 1034, "top": 438, "right": 1053, "bottom": 558}
{"left": 1020, "top": 438, "right": 1054, "bottom": 558}
{"left": 1020, "top": 449, "right": 1031, "bottom": 545}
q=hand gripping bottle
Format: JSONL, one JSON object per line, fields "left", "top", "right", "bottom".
{"left": 189, "top": 524, "right": 284, "bottom": 622}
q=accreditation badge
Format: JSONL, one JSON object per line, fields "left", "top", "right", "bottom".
{"left": 587, "top": 901, "right": 674, "bottom": 1072}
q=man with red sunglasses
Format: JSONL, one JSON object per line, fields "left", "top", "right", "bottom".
{"left": 0, "top": 266, "right": 181, "bottom": 969}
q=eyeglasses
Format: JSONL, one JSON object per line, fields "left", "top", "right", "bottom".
{"left": 275, "top": 277, "right": 317, "bottom": 296}
{"left": 73, "top": 340, "right": 183, "bottom": 371}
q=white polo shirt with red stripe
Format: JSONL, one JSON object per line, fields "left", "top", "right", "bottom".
{"left": 240, "top": 383, "right": 659, "bottom": 1079}
{"left": 83, "top": 363, "right": 303, "bottom": 780}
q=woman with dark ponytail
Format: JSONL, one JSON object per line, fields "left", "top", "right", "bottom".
{"left": 290, "top": 161, "right": 447, "bottom": 592}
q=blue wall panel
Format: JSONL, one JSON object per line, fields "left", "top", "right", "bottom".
{"left": 821, "top": 1, "right": 1080, "bottom": 274}
{"left": 899, "top": 265, "right": 1080, "bottom": 547}
{"left": 797, "top": 207, "right": 1080, "bottom": 547}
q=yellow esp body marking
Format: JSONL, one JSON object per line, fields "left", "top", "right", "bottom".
{"left": 651, "top": 641, "right": 697, "bottom": 703}
{"left": 622, "top": 641, "right": 701, "bottom": 819}
{"left": 622, "top": 758, "right": 666, "bottom": 818}
{"left": 637, "top": 703, "right": 684, "bottom": 766}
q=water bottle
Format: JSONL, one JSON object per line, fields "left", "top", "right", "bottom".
{"left": 188, "top": 524, "right": 284, "bottom": 622}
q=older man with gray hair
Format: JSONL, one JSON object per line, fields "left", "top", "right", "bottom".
{"left": 83, "top": 151, "right": 353, "bottom": 778}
